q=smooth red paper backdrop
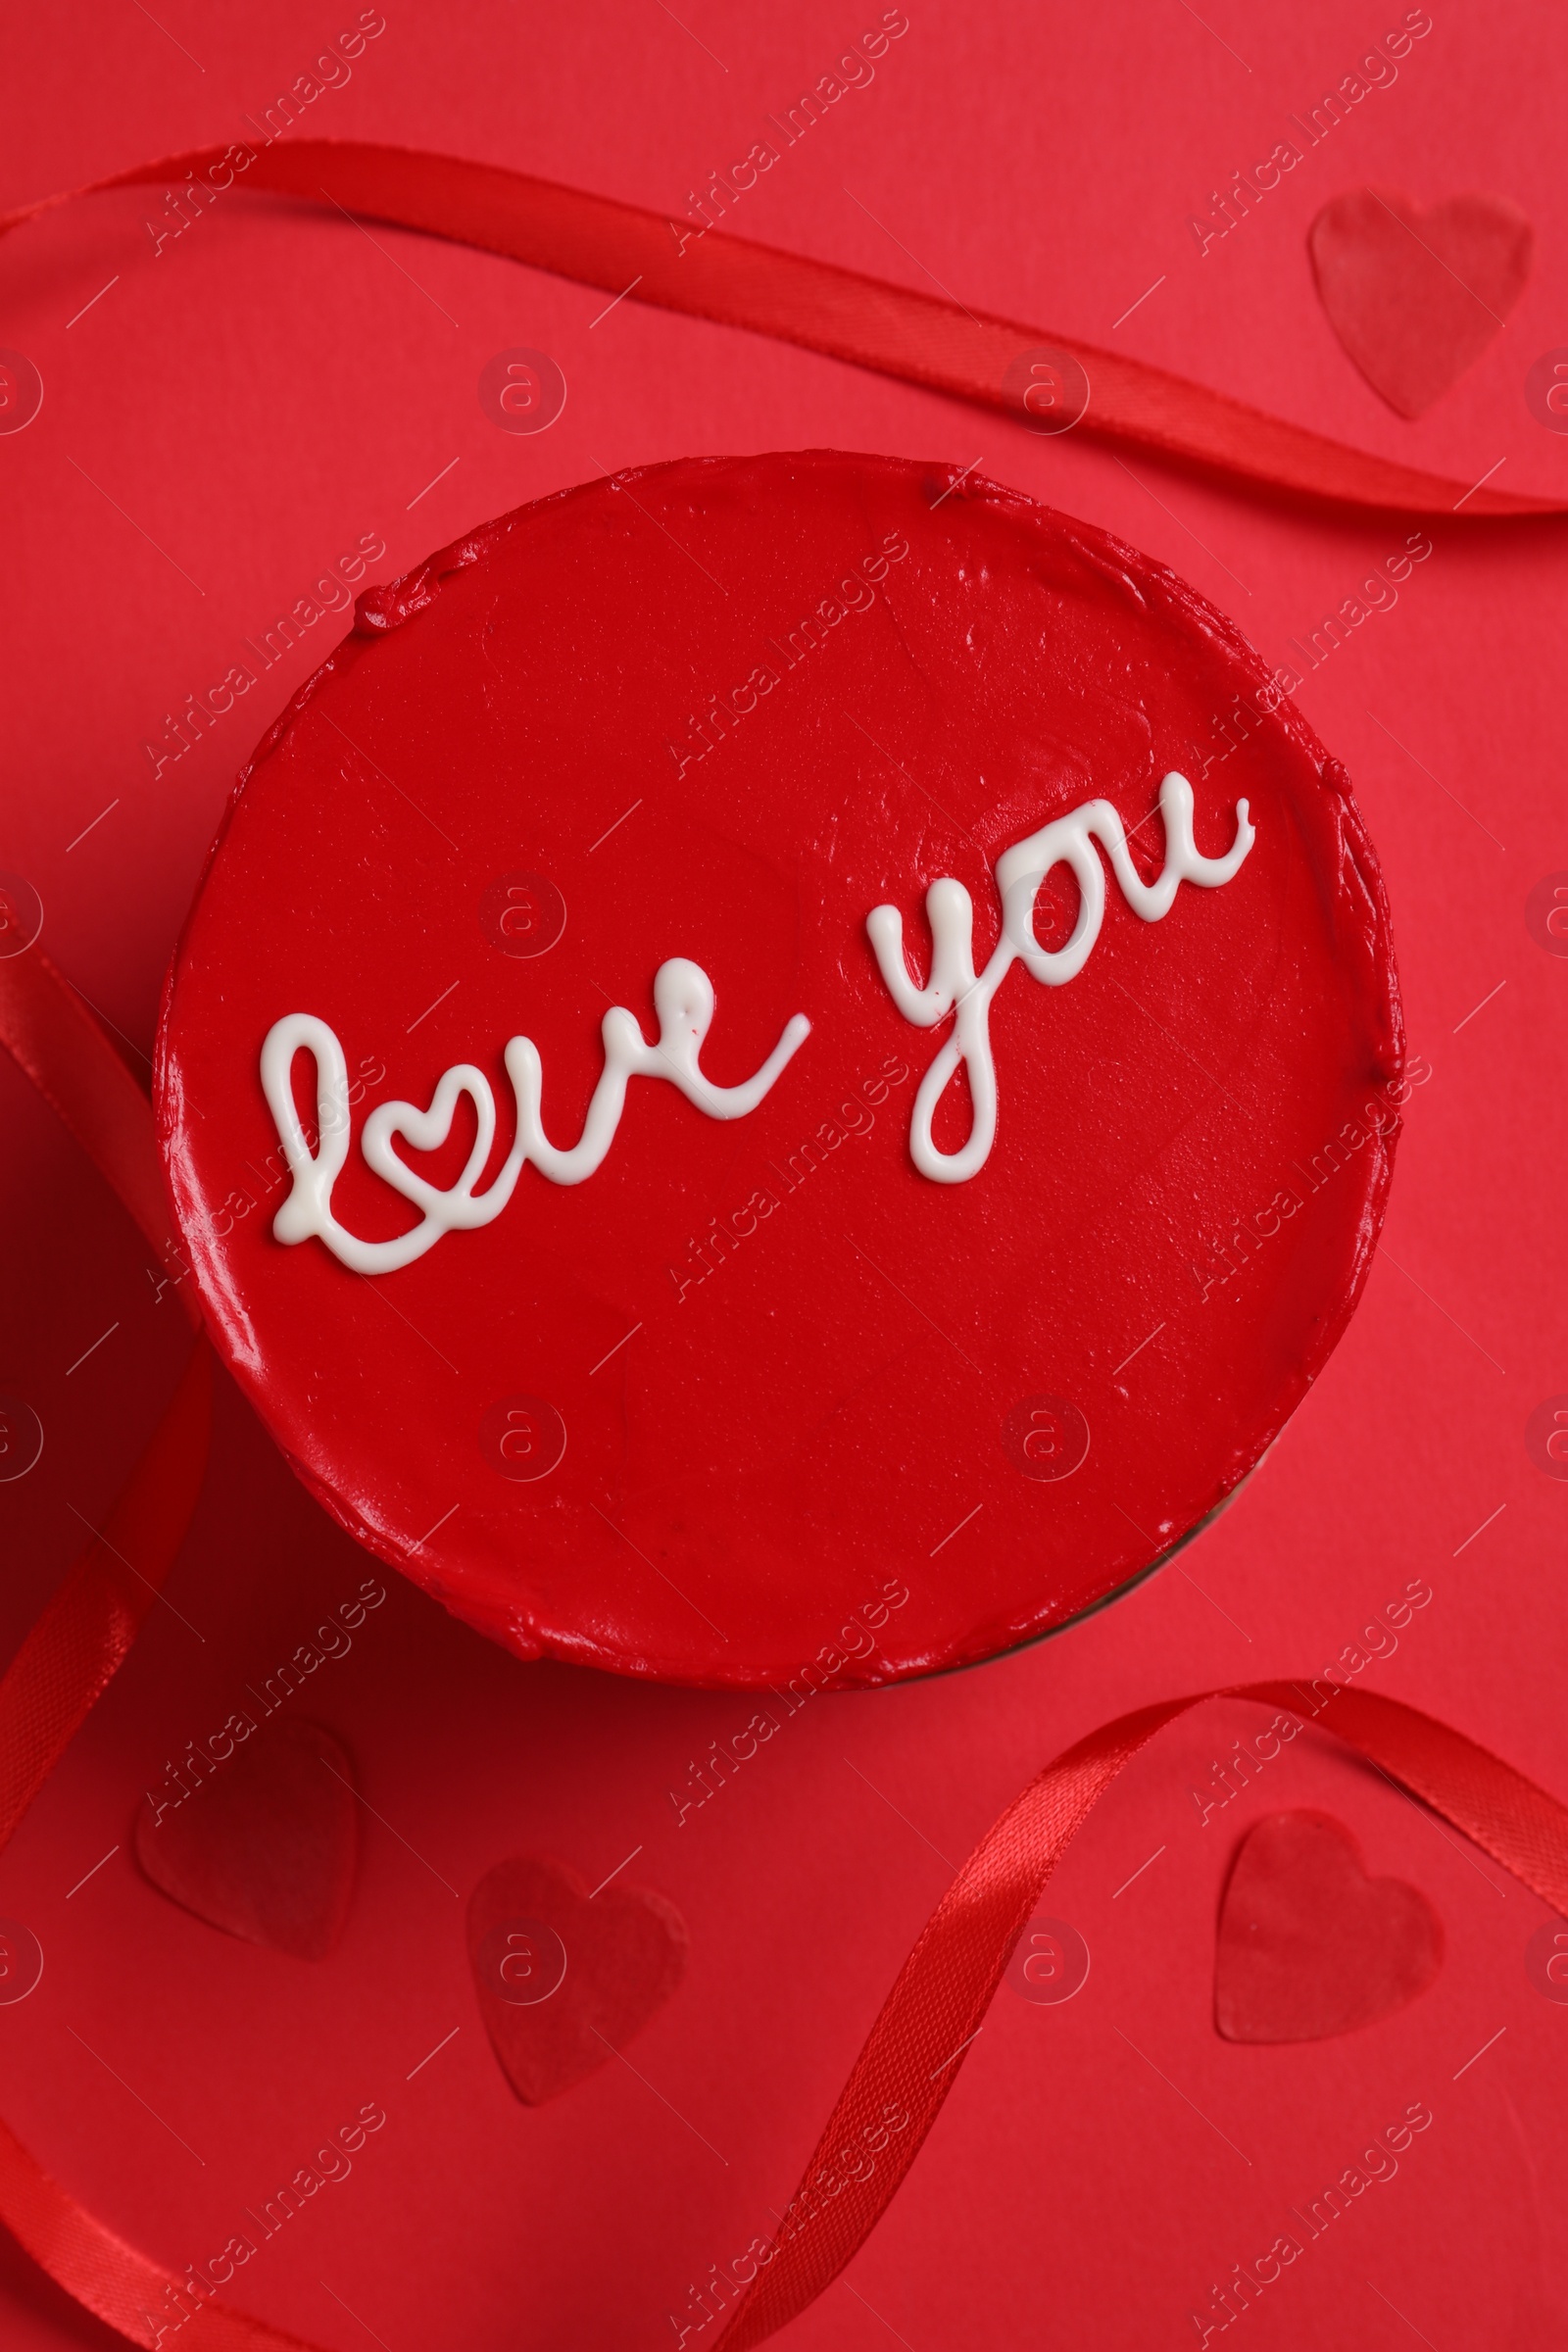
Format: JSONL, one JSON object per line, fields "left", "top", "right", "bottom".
{"left": 1, "top": 5, "right": 1566, "bottom": 2350}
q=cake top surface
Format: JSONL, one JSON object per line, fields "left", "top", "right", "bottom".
{"left": 157, "top": 450, "right": 1400, "bottom": 1687}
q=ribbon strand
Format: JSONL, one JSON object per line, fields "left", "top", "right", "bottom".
{"left": 0, "top": 945, "right": 195, "bottom": 1310}
{"left": 3, "top": 139, "right": 1566, "bottom": 519}
{"left": 0, "top": 1334, "right": 210, "bottom": 1853}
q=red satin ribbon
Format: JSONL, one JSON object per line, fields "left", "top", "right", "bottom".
{"left": 0, "top": 1335, "right": 210, "bottom": 1854}
{"left": 3, "top": 137, "right": 1565, "bottom": 519}
{"left": 0, "top": 946, "right": 195, "bottom": 1309}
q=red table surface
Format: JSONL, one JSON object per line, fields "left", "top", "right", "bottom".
{"left": 1, "top": 5, "right": 1565, "bottom": 2349}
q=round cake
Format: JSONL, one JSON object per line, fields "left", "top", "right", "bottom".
{"left": 156, "top": 451, "right": 1402, "bottom": 1687}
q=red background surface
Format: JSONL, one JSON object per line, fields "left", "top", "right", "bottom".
{"left": 1, "top": 4, "right": 1565, "bottom": 2347}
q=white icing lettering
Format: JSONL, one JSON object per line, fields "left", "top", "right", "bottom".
{"left": 262, "top": 958, "right": 809, "bottom": 1273}
{"left": 867, "top": 772, "right": 1253, "bottom": 1182}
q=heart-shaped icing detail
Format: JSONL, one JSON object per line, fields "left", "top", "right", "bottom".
{"left": 362, "top": 1061, "right": 499, "bottom": 1218}
{"left": 133, "top": 1718, "right": 358, "bottom": 1961}
{"left": 1215, "top": 1810, "right": 1442, "bottom": 2043}
{"left": 1308, "top": 186, "right": 1534, "bottom": 416}
{"left": 467, "top": 1856, "right": 688, "bottom": 2104}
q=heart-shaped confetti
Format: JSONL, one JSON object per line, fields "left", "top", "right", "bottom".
{"left": 467, "top": 1856, "right": 688, "bottom": 2105}
{"left": 1308, "top": 186, "right": 1533, "bottom": 416}
{"left": 133, "top": 1717, "right": 357, "bottom": 1961}
{"left": 1215, "top": 1810, "right": 1443, "bottom": 2042}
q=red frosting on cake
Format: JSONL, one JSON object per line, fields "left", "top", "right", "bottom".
{"left": 156, "top": 452, "right": 1401, "bottom": 1687}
